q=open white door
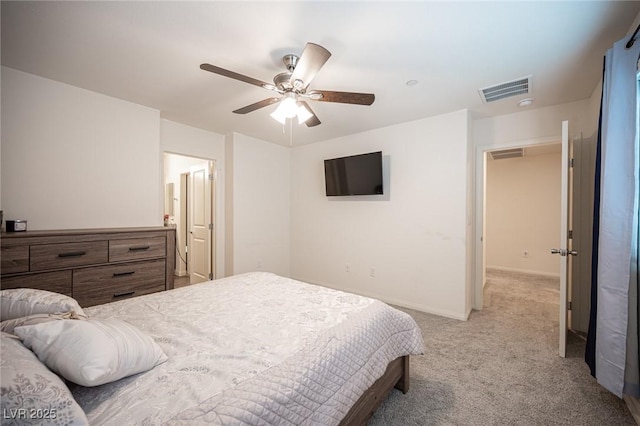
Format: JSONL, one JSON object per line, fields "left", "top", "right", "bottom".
{"left": 189, "top": 162, "right": 214, "bottom": 284}
{"left": 552, "top": 121, "right": 577, "bottom": 357}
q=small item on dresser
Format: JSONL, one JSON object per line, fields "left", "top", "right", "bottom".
{"left": 5, "top": 219, "right": 27, "bottom": 232}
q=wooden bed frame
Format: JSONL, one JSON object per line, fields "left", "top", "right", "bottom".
{"left": 340, "top": 355, "right": 410, "bottom": 425}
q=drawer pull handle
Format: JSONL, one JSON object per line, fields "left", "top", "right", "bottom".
{"left": 129, "top": 245, "right": 150, "bottom": 251}
{"left": 58, "top": 251, "right": 86, "bottom": 258}
{"left": 112, "top": 271, "right": 135, "bottom": 278}
{"left": 113, "top": 291, "right": 135, "bottom": 298}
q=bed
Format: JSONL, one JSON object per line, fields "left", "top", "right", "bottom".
{"left": 1, "top": 272, "right": 425, "bottom": 425}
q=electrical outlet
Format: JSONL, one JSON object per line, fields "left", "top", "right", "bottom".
{"left": 369, "top": 268, "right": 375, "bottom": 277}
{"left": 345, "top": 264, "right": 350, "bottom": 273}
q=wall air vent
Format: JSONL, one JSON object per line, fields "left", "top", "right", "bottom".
{"left": 479, "top": 75, "right": 532, "bottom": 103}
{"left": 489, "top": 148, "right": 524, "bottom": 160}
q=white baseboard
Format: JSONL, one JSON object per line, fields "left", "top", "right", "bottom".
{"left": 292, "top": 276, "right": 469, "bottom": 321}
{"left": 486, "top": 265, "right": 560, "bottom": 279}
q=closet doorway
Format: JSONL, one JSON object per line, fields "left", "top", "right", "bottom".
{"left": 164, "top": 153, "right": 216, "bottom": 285}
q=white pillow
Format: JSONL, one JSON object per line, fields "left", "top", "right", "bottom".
{"left": 0, "top": 288, "right": 86, "bottom": 321}
{"left": 15, "top": 318, "right": 168, "bottom": 387}
{"left": 1, "top": 332, "right": 89, "bottom": 425}
{"left": 1, "top": 311, "right": 86, "bottom": 335}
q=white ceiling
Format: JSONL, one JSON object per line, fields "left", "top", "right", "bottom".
{"left": 2, "top": 1, "right": 638, "bottom": 146}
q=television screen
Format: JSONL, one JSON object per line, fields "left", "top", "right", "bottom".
{"left": 324, "top": 151, "right": 383, "bottom": 196}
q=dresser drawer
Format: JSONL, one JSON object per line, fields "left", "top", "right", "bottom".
{"left": 1, "top": 245, "right": 29, "bottom": 274}
{"left": 30, "top": 241, "right": 108, "bottom": 271}
{"left": 1, "top": 271, "right": 73, "bottom": 297}
{"left": 109, "top": 236, "right": 166, "bottom": 262}
{"left": 73, "top": 259, "right": 165, "bottom": 307}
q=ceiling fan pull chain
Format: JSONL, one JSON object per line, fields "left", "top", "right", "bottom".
{"left": 290, "top": 120, "right": 293, "bottom": 146}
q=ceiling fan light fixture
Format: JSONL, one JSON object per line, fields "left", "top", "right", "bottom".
{"left": 270, "top": 108, "right": 287, "bottom": 124}
{"left": 271, "top": 93, "right": 300, "bottom": 124}
{"left": 296, "top": 103, "right": 313, "bottom": 124}
{"left": 281, "top": 94, "right": 299, "bottom": 117}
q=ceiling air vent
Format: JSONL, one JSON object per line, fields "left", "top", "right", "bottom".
{"left": 479, "top": 75, "right": 532, "bottom": 103}
{"left": 489, "top": 148, "right": 524, "bottom": 160}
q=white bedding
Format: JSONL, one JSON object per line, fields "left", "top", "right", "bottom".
{"left": 70, "top": 272, "right": 425, "bottom": 425}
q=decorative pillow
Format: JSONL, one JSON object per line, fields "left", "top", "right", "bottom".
{"left": 1, "top": 311, "right": 85, "bottom": 335}
{"left": 0, "top": 288, "right": 86, "bottom": 321}
{"left": 0, "top": 332, "right": 89, "bottom": 425}
{"left": 15, "top": 318, "right": 168, "bottom": 387}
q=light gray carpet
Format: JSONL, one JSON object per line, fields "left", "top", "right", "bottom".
{"left": 369, "top": 269, "right": 635, "bottom": 425}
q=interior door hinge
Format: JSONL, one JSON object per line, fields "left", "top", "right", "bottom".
{"left": 208, "top": 273, "right": 213, "bottom": 280}
{"left": 209, "top": 173, "right": 214, "bottom": 181}
{"left": 568, "top": 301, "right": 572, "bottom": 311}
{"left": 570, "top": 158, "right": 574, "bottom": 168}
{"left": 208, "top": 223, "right": 213, "bottom": 231}
{"left": 568, "top": 230, "right": 573, "bottom": 239}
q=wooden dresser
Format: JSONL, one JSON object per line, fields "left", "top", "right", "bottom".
{"left": 1, "top": 227, "right": 176, "bottom": 307}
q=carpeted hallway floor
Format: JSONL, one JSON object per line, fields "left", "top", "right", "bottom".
{"left": 369, "top": 269, "right": 635, "bottom": 425}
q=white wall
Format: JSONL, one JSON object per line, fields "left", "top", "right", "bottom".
{"left": 485, "top": 151, "right": 561, "bottom": 276}
{"left": 161, "top": 119, "right": 225, "bottom": 160}
{"left": 1, "top": 67, "right": 161, "bottom": 230}
{"left": 587, "top": 81, "right": 602, "bottom": 138}
{"left": 160, "top": 119, "right": 226, "bottom": 278}
{"left": 227, "top": 133, "right": 290, "bottom": 277}
{"left": 290, "top": 110, "right": 471, "bottom": 320}
{"left": 474, "top": 99, "right": 591, "bottom": 148}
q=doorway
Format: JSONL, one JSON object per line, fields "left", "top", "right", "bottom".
{"left": 475, "top": 137, "right": 561, "bottom": 310}
{"left": 164, "top": 153, "right": 216, "bottom": 286}
{"left": 484, "top": 143, "right": 562, "bottom": 280}
{"left": 482, "top": 144, "right": 562, "bottom": 340}
{"left": 476, "top": 129, "right": 596, "bottom": 356}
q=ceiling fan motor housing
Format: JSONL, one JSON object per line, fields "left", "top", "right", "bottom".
{"left": 282, "top": 54, "right": 299, "bottom": 72}
{"left": 273, "top": 72, "right": 293, "bottom": 91}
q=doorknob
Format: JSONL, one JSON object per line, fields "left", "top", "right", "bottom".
{"left": 568, "top": 250, "right": 578, "bottom": 256}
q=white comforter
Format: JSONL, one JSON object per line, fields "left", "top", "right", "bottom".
{"left": 71, "top": 272, "right": 425, "bottom": 425}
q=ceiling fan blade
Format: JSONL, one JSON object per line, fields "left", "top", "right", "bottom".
{"left": 290, "top": 43, "right": 331, "bottom": 89}
{"left": 233, "top": 97, "right": 281, "bottom": 114}
{"left": 200, "top": 63, "right": 273, "bottom": 90}
{"left": 299, "top": 101, "right": 321, "bottom": 127}
{"left": 309, "top": 90, "right": 375, "bottom": 106}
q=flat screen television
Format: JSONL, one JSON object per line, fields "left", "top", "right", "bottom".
{"left": 324, "top": 151, "right": 383, "bottom": 196}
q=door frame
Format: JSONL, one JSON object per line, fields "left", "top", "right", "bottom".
{"left": 473, "top": 135, "right": 560, "bottom": 310}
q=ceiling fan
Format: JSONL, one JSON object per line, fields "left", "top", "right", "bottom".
{"left": 200, "top": 43, "right": 375, "bottom": 127}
